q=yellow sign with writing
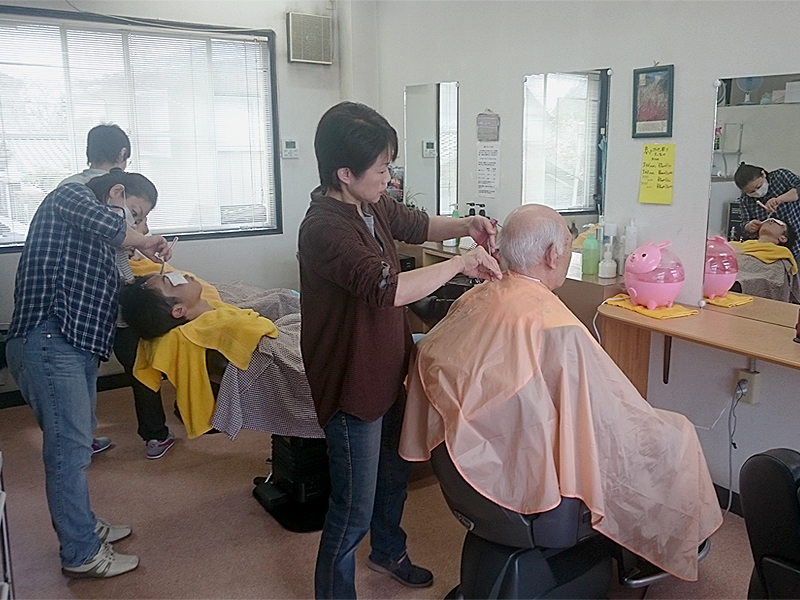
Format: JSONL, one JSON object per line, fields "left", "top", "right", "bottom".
{"left": 639, "top": 143, "right": 675, "bottom": 205}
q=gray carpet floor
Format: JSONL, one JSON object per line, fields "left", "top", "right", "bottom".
{"left": 0, "top": 383, "right": 753, "bottom": 599}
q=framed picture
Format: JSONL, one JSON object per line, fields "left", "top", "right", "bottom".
{"left": 632, "top": 65, "right": 674, "bottom": 138}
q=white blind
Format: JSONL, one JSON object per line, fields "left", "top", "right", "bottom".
{"left": 438, "top": 81, "right": 458, "bottom": 216}
{"left": 522, "top": 72, "right": 600, "bottom": 212}
{"left": 0, "top": 15, "right": 277, "bottom": 246}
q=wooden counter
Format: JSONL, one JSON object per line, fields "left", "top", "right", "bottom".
{"left": 705, "top": 295, "right": 799, "bottom": 329}
{"left": 598, "top": 299, "right": 800, "bottom": 398}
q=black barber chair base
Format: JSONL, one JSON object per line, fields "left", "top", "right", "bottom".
{"left": 455, "top": 531, "right": 612, "bottom": 599}
{"left": 252, "top": 435, "right": 331, "bottom": 533}
{"left": 430, "top": 444, "right": 614, "bottom": 599}
{"left": 252, "top": 478, "right": 328, "bottom": 533}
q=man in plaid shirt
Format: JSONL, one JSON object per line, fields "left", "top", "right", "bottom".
{"left": 735, "top": 163, "right": 800, "bottom": 260}
{"left": 5, "top": 172, "right": 170, "bottom": 579}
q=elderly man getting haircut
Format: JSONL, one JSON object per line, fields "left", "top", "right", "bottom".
{"left": 399, "top": 204, "right": 723, "bottom": 582}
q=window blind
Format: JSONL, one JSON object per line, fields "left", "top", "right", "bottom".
{"left": 438, "top": 81, "right": 458, "bottom": 216}
{"left": 0, "top": 14, "right": 278, "bottom": 246}
{"left": 522, "top": 72, "right": 600, "bottom": 212}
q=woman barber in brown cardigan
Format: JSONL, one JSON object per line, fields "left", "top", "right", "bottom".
{"left": 298, "top": 101, "right": 501, "bottom": 599}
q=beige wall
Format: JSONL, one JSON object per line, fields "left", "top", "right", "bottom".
{"left": 370, "top": 0, "right": 800, "bottom": 305}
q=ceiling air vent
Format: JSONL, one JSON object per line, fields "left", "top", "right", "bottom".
{"left": 286, "top": 12, "right": 332, "bottom": 65}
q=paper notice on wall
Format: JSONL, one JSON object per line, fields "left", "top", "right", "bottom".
{"left": 639, "top": 143, "right": 675, "bottom": 205}
{"left": 477, "top": 142, "right": 500, "bottom": 198}
{"left": 477, "top": 111, "right": 500, "bottom": 142}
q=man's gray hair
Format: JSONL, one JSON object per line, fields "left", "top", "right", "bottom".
{"left": 500, "top": 212, "right": 569, "bottom": 272}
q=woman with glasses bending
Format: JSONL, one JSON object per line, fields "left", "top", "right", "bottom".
{"left": 735, "top": 162, "right": 800, "bottom": 260}
{"left": 298, "top": 102, "right": 502, "bottom": 599}
{"left": 5, "top": 171, "right": 171, "bottom": 579}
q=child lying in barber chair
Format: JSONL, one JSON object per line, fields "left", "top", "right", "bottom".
{"left": 730, "top": 217, "right": 800, "bottom": 303}
{"left": 119, "top": 260, "right": 322, "bottom": 440}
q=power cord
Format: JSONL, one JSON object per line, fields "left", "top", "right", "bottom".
{"left": 591, "top": 298, "right": 615, "bottom": 344}
{"left": 724, "top": 380, "right": 744, "bottom": 515}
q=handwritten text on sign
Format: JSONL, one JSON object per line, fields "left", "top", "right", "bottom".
{"left": 639, "top": 143, "right": 675, "bottom": 205}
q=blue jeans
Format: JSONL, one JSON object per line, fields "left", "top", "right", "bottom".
{"left": 5, "top": 317, "right": 102, "bottom": 567}
{"left": 314, "top": 397, "right": 413, "bottom": 599}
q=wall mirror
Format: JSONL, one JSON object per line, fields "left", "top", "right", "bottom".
{"left": 521, "top": 69, "right": 610, "bottom": 221}
{"left": 403, "top": 82, "right": 458, "bottom": 216}
{"left": 707, "top": 72, "right": 800, "bottom": 303}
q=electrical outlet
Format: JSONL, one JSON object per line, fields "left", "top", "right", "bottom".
{"left": 737, "top": 369, "right": 761, "bottom": 404}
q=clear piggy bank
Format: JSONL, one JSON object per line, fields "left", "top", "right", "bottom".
{"left": 703, "top": 236, "right": 738, "bottom": 300}
{"left": 624, "top": 241, "right": 685, "bottom": 310}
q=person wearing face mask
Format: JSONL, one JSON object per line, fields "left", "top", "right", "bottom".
{"left": 59, "top": 125, "right": 176, "bottom": 460}
{"left": 299, "top": 102, "right": 502, "bottom": 599}
{"left": 4, "top": 171, "right": 171, "bottom": 579}
{"left": 735, "top": 162, "right": 800, "bottom": 261}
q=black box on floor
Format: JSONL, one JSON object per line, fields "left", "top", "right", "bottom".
{"left": 253, "top": 435, "right": 330, "bottom": 532}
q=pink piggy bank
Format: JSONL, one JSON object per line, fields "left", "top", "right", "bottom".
{"left": 624, "top": 241, "right": 685, "bottom": 310}
{"left": 703, "top": 236, "right": 738, "bottom": 300}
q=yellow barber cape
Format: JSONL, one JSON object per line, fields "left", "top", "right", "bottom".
{"left": 130, "top": 266, "right": 277, "bottom": 437}
{"left": 730, "top": 240, "right": 798, "bottom": 275}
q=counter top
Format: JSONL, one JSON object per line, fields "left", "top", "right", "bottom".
{"left": 598, "top": 302, "right": 800, "bottom": 371}
{"left": 705, "top": 295, "right": 799, "bottom": 329}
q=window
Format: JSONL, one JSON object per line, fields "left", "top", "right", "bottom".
{"left": 0, "top": 7, "right": 280, "bottom": 248}
{"left": 522, "top": 70, "right": 608, "bottom": 213}
{"left": 438, "top": 81, "right": 458, "bottom": 216}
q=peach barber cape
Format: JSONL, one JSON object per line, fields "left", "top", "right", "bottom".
{"left": 399, "top": 274, "right": 722, "bottom": 581}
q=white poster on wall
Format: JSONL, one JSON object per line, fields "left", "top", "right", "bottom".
{"left": 477, "top": 142, "right": 500, "bottom": 198}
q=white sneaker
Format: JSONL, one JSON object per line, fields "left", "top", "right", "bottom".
{"left": 95, "top": 517, "right": 132, "bottom": 543}
{"left": 62, "top": 542, "right": 139, "bottom": 579}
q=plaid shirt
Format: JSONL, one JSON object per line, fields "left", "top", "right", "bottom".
{"left": 8, "top": 183, "right": 127, "bottom": 359}
{"left": 738, "top": 168, "right": 800, "bottom": 259}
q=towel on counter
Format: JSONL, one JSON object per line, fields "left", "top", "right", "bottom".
{"left": 133, "top": 300, "right": 277, "bottom": 438}
{"left": 704, "top": 292, "right": 754, "bottom": 307}
{"left": 606, "top": 294, "right": 699, "bottom": 319}
{"left": 730, "top": 240, "right": 798, "bottom": 275}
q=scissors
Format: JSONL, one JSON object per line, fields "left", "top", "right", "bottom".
{"left": 158, "top": 237, "right": 179, "bottom": 274}
{"left": 472, "top": 218, "right": 501, "bottom": 250}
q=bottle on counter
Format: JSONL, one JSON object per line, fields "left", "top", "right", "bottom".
{"left": 444, "top": 203, "right": 460, "bottom": 247}
{"left": 598, "top": 244, "right": 618, "bottom": 278}
{"left": 581, "top": 229, "right": 600, "bottom": 276}
{"left": 624, "top": 218, "right": 638, "bottom": 256}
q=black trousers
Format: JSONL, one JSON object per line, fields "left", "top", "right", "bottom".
{"left": 113, "top": 326, "right": 170, "bottom": 443}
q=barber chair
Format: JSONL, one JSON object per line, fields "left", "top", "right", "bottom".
{"left": 430, "top": 444, "right": 695, "bottom": 599}
{"left": 206, "top": 350, "right": 330, "bottom": 533}
{"left": 408, "top": 275, "right": 476, "bottom": 328}
{"left": 431, "top": 444, "right": 611, "bottom": 599}
{"left": 740, "top": 448, "right": 800, "bottom": 599}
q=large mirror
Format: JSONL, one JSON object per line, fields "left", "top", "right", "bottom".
{"left": 707, "top": 72, "right": 800, "bottom": 303}
{"left": 403, "top": 82, "right": 458, "bottom": 215}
